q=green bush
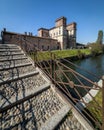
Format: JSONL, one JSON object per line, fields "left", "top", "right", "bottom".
{"left": 77, "top": 49, "right": 86, "bottom": 59}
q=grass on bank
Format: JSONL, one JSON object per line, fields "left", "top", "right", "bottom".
{"left": 29, "top": 49, "right": 91, "bottom": 61}
{"left": 52, "top": 49, "right": 90, "bottom": 59}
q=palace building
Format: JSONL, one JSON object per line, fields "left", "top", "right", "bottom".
{"left": 38, "top": 16, "right": 77, "bottom": 49}
{"left": 1, "top": 16, "right": 77, "bottom": 50}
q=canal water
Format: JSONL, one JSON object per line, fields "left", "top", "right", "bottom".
{"left": 72, "top": 54, "right": 104, "bottom": 81}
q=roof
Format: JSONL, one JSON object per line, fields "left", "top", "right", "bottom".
{"left": 55, "top": 16, "right": 67, "bottom": 22}
{"left": 2, "top": 30, "right": 57, "bottom": 41}
{"left": 38, "top": 28, "right": 49, "bottom": 31}
{"left": 67, "top": 22, "right": 77, "bottom": 26}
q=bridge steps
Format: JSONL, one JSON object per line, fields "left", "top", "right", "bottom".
{"left": 0, "top": 44, "right": 94, "bottom": 130}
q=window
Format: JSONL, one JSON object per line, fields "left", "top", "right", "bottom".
{"left": 42, "top": 45, "right": 44, "bottom": 49}
{"left": 57, "top": 46, "right": 59, "bottom": 49}
{"left": 59, "top": 30, "right": 61, "bottom": 34}
{"left": 47, "top": 46, "right": 49, "bottom": 50}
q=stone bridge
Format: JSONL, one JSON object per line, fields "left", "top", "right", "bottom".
{"left": 0, "top": 44, "right": 96, "bottom": 130}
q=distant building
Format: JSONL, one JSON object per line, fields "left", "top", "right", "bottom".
{"left": 1, "top": 16, "right": 77, "bottom": 50}
{"left": 76, "top": 43, "right": 86, "bottom": 49}
{"left": 38, "top": 16, "right": 77, "bottom": 49}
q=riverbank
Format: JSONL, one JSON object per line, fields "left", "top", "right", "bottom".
{"left": 29, "top": 49, "right": 91, "bottom": 61}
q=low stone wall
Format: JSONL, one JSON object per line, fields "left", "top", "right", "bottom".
{"left": 80, "top": 79, "right": 102, "bottom": 108}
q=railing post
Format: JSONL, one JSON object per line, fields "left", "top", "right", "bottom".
{"left": 102, "top": 76, "right": 104, "bottom": 130}
{"left": 34, "top": 49, "right": 37, "bottom": 68}
{"left": 53, "top": 54, "right": 56, "bottom": 83}
{"left": 21, "top": 36, "right": 22, "bottom": 49}
{"left": 50, "top": 52, "right": 53, "bottom": 79}
{"left": 25, "top": 36, "right": 27, "bottom": 53}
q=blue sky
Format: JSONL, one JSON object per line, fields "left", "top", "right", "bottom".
{"left": 0, "top": 0, "right": 104, "bottom": 44}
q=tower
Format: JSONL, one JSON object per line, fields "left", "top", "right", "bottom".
{"left": 66, "top": 22, "right": 77, "bottom": 48}
{"left": 55, "top": 16, "right": 67, "bottom": 27}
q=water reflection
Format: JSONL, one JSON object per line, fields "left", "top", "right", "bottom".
{"left": 73, "top": 54, "right": 104, "bottom": 80}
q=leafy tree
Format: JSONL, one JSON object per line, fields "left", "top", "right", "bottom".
{"left": 96, "top": 30, "right": 103, "bottom": 44}
{"left": 90, "top": 43, "right": 102, "bottom": 56}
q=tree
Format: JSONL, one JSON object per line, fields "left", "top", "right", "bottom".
{"left": 90, "top": 43, "right": 102, "bottom": 56}
{"left": 96, "top": 30, "right": 103, "bottom": 44}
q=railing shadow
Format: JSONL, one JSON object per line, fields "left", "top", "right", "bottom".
{"left": 1, "top": 99, "right": 38, "bottom": 130}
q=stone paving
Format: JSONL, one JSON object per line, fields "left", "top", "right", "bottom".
{"left": 55, "top": 112, "right": 85, "bottom": 130}
{"left": 0, "top": 87, "right": 67, "bottom": 130}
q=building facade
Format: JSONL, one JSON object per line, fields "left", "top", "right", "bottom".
{"left": 38, "top": 16, "right": 77, "bottom": 49}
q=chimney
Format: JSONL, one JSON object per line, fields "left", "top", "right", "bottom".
{"left": 31, "top": 32, "right": 33, "bottom": 36}
{"left": 25, "top": 32, "right": 27, "bottom": 35}
{"left": 4, "top": 28, "right": 6, "bottom": 32}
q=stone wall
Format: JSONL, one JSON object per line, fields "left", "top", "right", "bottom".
{"left": 2, "top": 30, "right": 59, "bottom": 51}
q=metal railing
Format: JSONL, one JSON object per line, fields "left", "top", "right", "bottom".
{"left": 11, "top": 36, "right": 104, "bottom": 130}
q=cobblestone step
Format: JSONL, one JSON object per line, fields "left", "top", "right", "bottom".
{"left": 0, "top": 62, "right": 32, "bottom": 71}
{"left": 0, "top": 87, "right": 69, "bottom": 130}
{"left": 0, "top": 67, "right": 49, "bottom": 109}
{"left": 0, "top": 54, "right": 26, "bottom": 60}
{"left": 0, "top": 57, "right": 29, "bottom": 69}
{"left": 0, "top": 44, "right": 19, "bottom": 49}
{"left": 0, "top": 70, "right": 39, "bottom": 85}
{"left": 0, "top": 56, "right": 27, "bottom": 62}
{"left": 0, "top": 63, "right": 36, "bottom": 81}
{"left": 0, "top": 52, "right": 24, "bottom": 56}
{"left": 0, "top": 49, "right": 21, "bottom": 52}
{"left": 0, "top": 78, "right": 49, "bottom": 108}
{"left": 0, "top": 51, "right": 24, "bottom": 56}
